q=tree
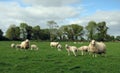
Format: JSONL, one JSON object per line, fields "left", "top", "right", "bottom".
{"left": 20, "top": 23, "right": 28, "bottom": 40}
{"left": 116, "top": 36, "right": 120, "bottom": 41}
{"left": 5, "top": 24, "right": 20, "bottom": 40}
{"left": 0, "top": 29, "right": 3, "bottom": 40}
{"left": 61, "top": 24, "right": 83, "bottom": 41}
{"left": 61, "top": 25, "right": 73, "bottom": 40}
{"left": 70, "top": 24, "right": 84, "bottom": 40}
{"left": 86, "top": 21, "right": 97, "bottom": 40}
{"left": 20, "top": 23, "right": 33, "bottom": 40}
{"left": 47, "top": 20, "right": 58, "bottom": 41}
{"left": 32, "top": 25, "right": 41, "bottom": 40}
{"left": 26, "top": 25, "right": 33, "bottom": 40}
{"left": 40, "top": 29, "right": 50, "bottom": 40}
{"left": 96, "top": 21, "right": 108, "bottom": 41}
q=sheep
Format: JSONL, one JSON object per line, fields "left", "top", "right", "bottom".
{"left": 50, "top": 42, "right": 59, "bottom": 48}
{"left": 73, "top": 42, "right": 77, "bottom": 44}
{"left": 15, "top": 44, "right": 21, "bottom": 50}
{"left": 20, "top": 39, "right": 30, "bottom": 50}
{"left": 65, "top": 44, "right": 78, "bottom": 56}
{"left": 57, "top": 44, "right": 62, "bottom": 51}
{"left": 78, "top": 46, "right": 89, "bottom": 55}
{"left": 88, "top": 40, "right": 106, "bottom": 57}
{"left": 31, "top": 44, "right": 38, "bottom": 50}
{"left": 11, "top": 43, "right": 15, "bottom": 48}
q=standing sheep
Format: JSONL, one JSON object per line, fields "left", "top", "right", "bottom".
{"left": 20, "top": 39, "right": 30, "bottom": 50}
{"left": 57, "top": 44, "right": 62, "bottom": 51}
{"left": 50, "top": 42, "right": 59, "bottom": 48}
{"left": 65, "top": 44, "right": 78, "bottom": 56}
{"left": 88, "top": 40, "right": 106, "bottom": 57}
{"left": 15, "top": 44, "right": 21, "bottom": 50}
{"left": 31, "top": 44, "right": 39, "bottom": 50}
{"left": 78, "top": 46, "right": 89, "bottom": 55}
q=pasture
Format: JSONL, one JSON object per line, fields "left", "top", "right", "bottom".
{"left": 0, "top": 41, "right": 120, "bottom": 73}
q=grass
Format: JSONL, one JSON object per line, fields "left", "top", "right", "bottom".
{"left": 0, "top": 41, "right": 120, "bottom": 73}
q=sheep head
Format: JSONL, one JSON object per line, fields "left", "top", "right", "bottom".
{"left": 65, "top": 44, "right": 69, "bottom": 49}
{"left": 91, "top": 40, "right": 96, "bottom": 46}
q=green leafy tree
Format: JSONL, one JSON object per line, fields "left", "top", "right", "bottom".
{"left": 40, "top": 29, "right": 50, "bottom": 40}
{"left": 96, "top": 21, "right": 108, "bottom": 41}
{"left": 61, "top": 24, "right": 83, "bottom": 41}
{"left": 32, "top": 25, "right": 41, "bottom": 40}
{"left": 5, "top": 24, "right": 20, "bottom": 40}
{"left": 20, "top": 23, "right": 33, "bottom": 40}
{"left": 20, "top": 23, "right": 28, "bottom": 40}
{"left": 0, "top": 29, "right": 3, "bottom": 40}
{"left": 26, "top": 25, "right": 33, "bottom": 40}
{"left": 86, "top": 21, "right": 97, "bottom": 40}
{"left": 116, "top": 36, "right": 120, "bottom": 41}
{"left": 70, "top": 24, "right": 84, "bottom": 40}
{"left": 47, "top": 20, "right": 58, "bottom": 41}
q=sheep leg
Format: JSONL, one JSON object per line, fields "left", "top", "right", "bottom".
{"left": 95, "top": 54, "right": 97, "bottom": 57}
{"left": 81, "top": 51, "right": 84, "bottom": 55}
{"left": 73, "top": 51, "right": 77, "bottom": 56}
{"left": 58, "top": 48, "right": 61, "bottom": 51}
{"left": 67, "top": 50, "right": 70, "bottom": 56}
{"left": 36, "top": 48, "right": 38, "bottom": 50}
{"left": 93, "top": 54, "right": 97, "bottom": 57}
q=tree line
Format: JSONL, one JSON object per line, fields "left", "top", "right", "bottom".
{"left": 0, "top": 21, "right": 120, "bottom": 41}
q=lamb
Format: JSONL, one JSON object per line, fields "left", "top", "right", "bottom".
{"left": 31, "top": 44, "right": 38, "bottom": 50}
{"left": 57, "top": 44, "right": 62, "bottom": 51}
{"left": 88, "top": 40, "right": 106, "bottom": 57}
{"left": 50, "top": 42, "right": 59, "bottom": 48}
{"left": 78, "top": 46, "right": 89, "bottom": 55}
{"left": 20, "top": 39, "right": 30, "bottom": 50}
{"left": 11, "top": 43, "right": 15, "bottom": 48}
{"left": 65, "top": 44, "right": 78, "bottom": 56}
{"left": 15, "top": 44, "right": 21, "bottom": 50}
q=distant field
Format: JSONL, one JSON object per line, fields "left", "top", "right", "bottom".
{"left": 0, "top": 41, "right": 120, "bottom": 73}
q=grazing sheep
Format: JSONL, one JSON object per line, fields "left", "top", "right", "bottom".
{"left": 78, "top": 46, "right": 89, "bottom": 55}
{"left": 20, "top": 39, "right": 30, "bottom": 50}
{"left": 57, "top": 44, "right": 62, "bottom": 51}
{"left": 88, "top": 40, "right": 106, "bottom": 57}
{"left": 50, "top": 42, "right": 59, "bottom": 48}
{"left": 31, "top": 44, "right": 38, "bottom": 50}
{"left": 65, "top": 44, "right": 78, "bottom": 56}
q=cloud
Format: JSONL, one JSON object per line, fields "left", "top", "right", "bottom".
{"left": 23, "top": 0, "right": 81, "bottom": 6}
{"left": 69, "top": 10, "right": 120, "bottom": 36}
{"left": 0, "top": 0, "right": 82, "bottom": 34}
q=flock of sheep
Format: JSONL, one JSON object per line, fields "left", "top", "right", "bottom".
{"left": 50, "top": 40, "right": 106, "bottom": 57}
{"left": 11, "top": 39, "right": 106, "bottom": 57}
{"left": 11, "top": 39, "right": 38, "bottom": 51}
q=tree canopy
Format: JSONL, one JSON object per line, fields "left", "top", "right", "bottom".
{"left": 0, "top": 21, "right": 119, "bottom": 41}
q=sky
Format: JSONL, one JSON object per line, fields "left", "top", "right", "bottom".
{"left": 0, "top": 0, "right": 120, "bottom": 36}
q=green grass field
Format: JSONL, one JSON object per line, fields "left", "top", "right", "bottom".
{"left": 0, "top": 41, "right": 120, "bottom": 73}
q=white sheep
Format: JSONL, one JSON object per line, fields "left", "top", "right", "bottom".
{"left": 11, "top": 43, "right": 15, "bottom": 48}
{"left": 15, "top": 44, "right": 21, "bottom": 50}
{"left": 73, "top": 42, "right": 77, "bottom": 44}
{"left": 78, "top": 46, "right": 89, "bottom": 55}
{"left": 50, "top": 42, "right": 59, "bottom": 48}
{"left": 31, "top": 44, "right": 38, "bottom": 50}
{"left": 88, "top": 40, "right": 106, "bottom": 57}
{"left": 57, "top": 44, "right": 62, "bottom": 51}
{"left": 20, "top": 39, "right": 30, "bottom": 50}
{"left": 65, "top": 44, "right": 78, "bottom": 56}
